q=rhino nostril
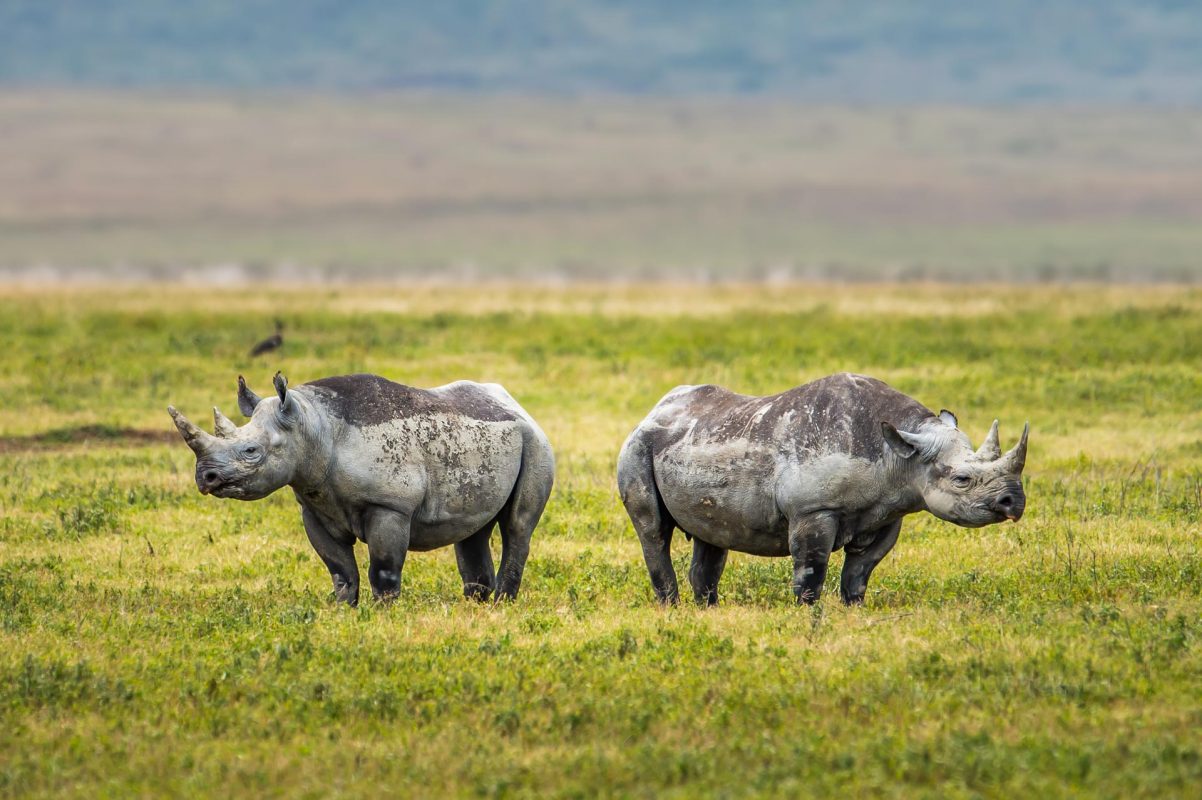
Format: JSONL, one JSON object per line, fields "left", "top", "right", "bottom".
{"left": 997, "top": 495, "right": 1013, "bottom": 508}
{"left": 203, "top": 470, "right": 220, "bottom": 484}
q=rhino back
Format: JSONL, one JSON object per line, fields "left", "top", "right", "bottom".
{"left": 650, "top": 373, "right": 933, "bottom": 461}
{"left": 303, "top": 374, "right": 520, "bottom": 426}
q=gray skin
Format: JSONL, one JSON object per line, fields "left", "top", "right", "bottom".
{"left": 168, "top": 372, "right": 554, "bottom": 605}
{"left": 617, "top": 372, "right": 1028, "bottom": 606}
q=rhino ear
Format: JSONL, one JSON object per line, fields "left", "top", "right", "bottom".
{"left": 273, "top": 371, "right": 297, "bottom": 423}
{"left": 938, "top": 409, "right": 958, "bottom": 429}
{"left": 237, "top": 375, "right": 261, "bottom": 417}
{"left": 881, "top": 422, "right": 918, "bottom": 459}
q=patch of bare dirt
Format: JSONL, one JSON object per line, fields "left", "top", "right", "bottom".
{"left": 0, "top": 425, "right": 176, "bottom": 453}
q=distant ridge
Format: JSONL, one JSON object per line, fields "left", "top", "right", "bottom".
{"left": 2, "top": 1, "right": 1201, "bottom": 104}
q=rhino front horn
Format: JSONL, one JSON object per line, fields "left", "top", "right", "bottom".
{"left": 1002, "top": 422, "right": 1029, "bottom": 473}
{"left": 168, "top": 406, "right": 217, "bottom": 455}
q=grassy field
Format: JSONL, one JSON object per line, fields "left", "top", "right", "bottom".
{"left": 3, "top": 92, "right": 1202, "bottom": 280}
{"left": 1, "top": 283, "right": 1201, "bottom": 797}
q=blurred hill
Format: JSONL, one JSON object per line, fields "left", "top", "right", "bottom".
{"left": 3, "top": 92, "right": 1201, "bottom": 282}
{"left": 3, "top": 1, "right": 1202, "bottom": 104}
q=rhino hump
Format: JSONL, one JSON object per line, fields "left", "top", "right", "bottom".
{"left": 650, "top": 372, "right": 934, "bottom": 460}
{"left": 303, "top": 374, "right": 520, "bottom": 427}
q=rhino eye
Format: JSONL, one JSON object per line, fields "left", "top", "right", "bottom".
{"left": 243, "top": 445, "right": 259, "bottom": 457}
{"left": 951, "top": 474, "right": 972, "bottom": 488}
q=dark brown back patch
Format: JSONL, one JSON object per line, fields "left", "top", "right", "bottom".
{"left": 303, "top": 374, "right": 519, "bottom": 426}
{"left": 655, "top": 373, "right": 936, "bottom": 460}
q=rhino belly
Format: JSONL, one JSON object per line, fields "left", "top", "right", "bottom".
{"left": 654, "top": 445, "right": 788, "bottom": 556}
{"left": 408, "top": 509, "right": 505, "bottom": 551}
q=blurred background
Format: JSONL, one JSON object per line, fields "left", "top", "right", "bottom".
{"left": 2, "top": 0, "right": 1201, "bottom": 283}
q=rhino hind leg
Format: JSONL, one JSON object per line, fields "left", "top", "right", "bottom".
{"left": 455, "top": 523, "right": 497, "bottom": 602}
{"left": 839, "top": 519, "right": 902, "bottom": 605}
{"left": 302, "top": 508, "right": 360, "bottom": 606}
{"left": 494, "top": 428, "right": 554, "bottom": 601}
{"left": 688, "top": 538, "right": 728, "bottom": 607}
{"left": 617, "top": 432, "right": 680, "bottom": 605}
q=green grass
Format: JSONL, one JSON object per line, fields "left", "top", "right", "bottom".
{"left": 1, "top": 284, "right": 1201, "bottom": 797}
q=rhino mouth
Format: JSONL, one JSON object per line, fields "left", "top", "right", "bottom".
{"left": 993, "top": 500, "right": 1025, "bottom": 523}
{"left": 956, "top": 505, "right": 1013, "bottom": 528}
{"left": 204, "top": 479, "right": 257, "bottom": 499}
{"left": 197, "top": 468, "right": 241, "bottom": 498}
{"left": 982, "top": 507, "right": 1023, "bottom": 525}
{"left": 208, "top": 481, "right": 270, "bottom": 501}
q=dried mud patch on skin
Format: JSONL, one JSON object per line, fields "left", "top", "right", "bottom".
{"left": 0, "top": 425, "right": 176, "bottom": 453}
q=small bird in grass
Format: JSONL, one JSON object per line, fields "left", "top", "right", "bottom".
{"left": 249, "top": 319, "right": 284, "bottom": 357}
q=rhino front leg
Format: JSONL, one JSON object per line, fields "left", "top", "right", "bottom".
{"left": 363, "top": 507, "right": 412, "bottom": 602}
{"left": 302, "top": 508, "right": 359, "bottom": 606}
{"left": 688, "top": 538, "right": 728, "bottom": 607}
{"left": 840, "top": 520, "right": 902, "bottom": 605}
{"left": 455, "top": 523, "right": 497, "bottom": 602}
{"left": 788, "top": 512, "right": 838, "bottom": 605}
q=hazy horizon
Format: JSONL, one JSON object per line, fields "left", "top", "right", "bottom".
{"left": 2, "top": 2, "right": 1200, "bottom": 282}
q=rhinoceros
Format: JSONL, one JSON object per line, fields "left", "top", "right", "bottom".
{"left": 617, "top": 372, "right": 1028, "bottom": 606}
{"left": 168, "top": 373, "right": 554, "bottom": 605}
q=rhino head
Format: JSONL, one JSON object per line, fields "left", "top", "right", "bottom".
{"left": 168, "top": 372, "right": 308, "bottom": 500}
{"left": 881, "top": 410, "right": 1028, "bottom": 527}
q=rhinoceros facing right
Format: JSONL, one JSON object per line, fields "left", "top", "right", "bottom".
{"left": 618, "top": 372, "right": 1028, "bottom": 606}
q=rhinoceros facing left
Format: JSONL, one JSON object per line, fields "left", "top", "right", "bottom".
{"left": 168, "top": 373, "right": 554, "bottom": 605}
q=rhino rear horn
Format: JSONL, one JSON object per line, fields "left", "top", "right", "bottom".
{"left": 975, "top": 419, "right": 1001, "bottom": 461}
{"left": 168, "top": 406, "right": 217, "bottom": 455}
{"left": 1002, "top": 422, "right": 1029, "bottom": 473}
{"left": 237, "top": 375, "right": 262, "bottom": 417}
{"left": 213, "top": 406, "right": 237, "bottom": 438}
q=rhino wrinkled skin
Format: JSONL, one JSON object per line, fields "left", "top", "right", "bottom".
{"left": 169, "top": 372, "right": 554, "bottom": 605}
{"left": 617, "top": 372, "right": 1028, "bottom": 606}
